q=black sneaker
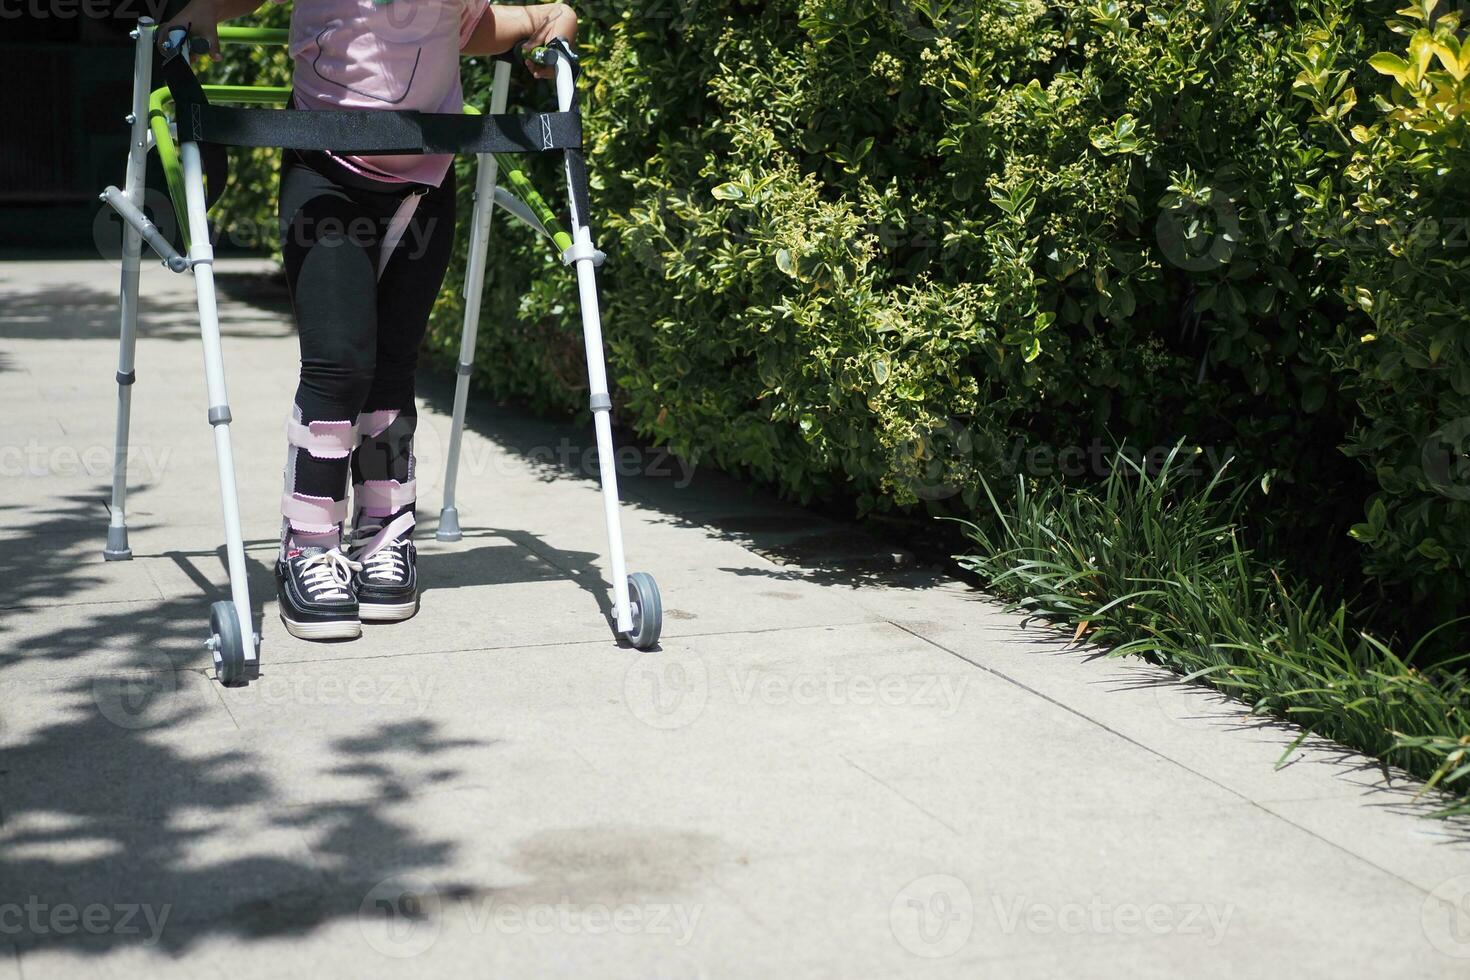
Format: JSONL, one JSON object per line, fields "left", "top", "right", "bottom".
{"left": 350, "top": 526, "right": 419, "bottom": 622}
{"left": 275, "top": 546, "right": 363, "bottom": 640}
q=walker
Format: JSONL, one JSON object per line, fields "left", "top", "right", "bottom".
{"left": 100, "top": 19, "right": 663, "bottom": 684}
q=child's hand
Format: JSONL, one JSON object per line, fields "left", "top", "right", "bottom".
{"left": 522, "top": 3, "right": 577, "bottom": 79}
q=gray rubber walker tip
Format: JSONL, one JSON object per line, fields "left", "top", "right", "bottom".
{"left": 625, "top": 572, "right": 662, "bottom": 650}
{"left": 208, "top": 600, "right": 247, "bottom": 684}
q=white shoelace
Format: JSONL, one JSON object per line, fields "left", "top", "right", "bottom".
{"left": 296, "top": 549, "right": 362, "bottom": 601}
{"left": 352, "top": 527, "right": 409, "bottom": 583}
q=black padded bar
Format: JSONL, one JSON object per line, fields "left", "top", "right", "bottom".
{"left": 186, "top": 103, "right": 582, "bottom": 155}
{"left": 161, "top": 48, "right": 581, "bottom": 156}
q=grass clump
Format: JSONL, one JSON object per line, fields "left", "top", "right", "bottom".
{"left": 954, "top": 446, "right": 1470, "bottom": 815}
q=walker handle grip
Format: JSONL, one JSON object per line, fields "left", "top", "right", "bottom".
{"left": 161, "top": 26, "right": 210, "bottom": 58}
{"left": 490, "top": 37, "right": 579, "bottom": 72}
{"left": 535, "top": 38, "right": 580, "bottom": 70}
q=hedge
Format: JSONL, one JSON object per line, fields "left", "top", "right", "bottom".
{"left": 208, "top": 1, "right": 1469, "bottom": 627}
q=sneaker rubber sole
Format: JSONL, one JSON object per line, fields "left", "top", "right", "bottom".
{"left": 280, "top": 613, "right": 363, "bottom": 640}
{"left": 359, "top": 597, "right": 419, "bottom": 623}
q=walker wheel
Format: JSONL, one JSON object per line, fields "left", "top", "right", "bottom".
{"left": 624, "top": 572, "right": 662, "bottom": 650}
{"left": 208, "top": 601, "right": 248, "bottom": 685}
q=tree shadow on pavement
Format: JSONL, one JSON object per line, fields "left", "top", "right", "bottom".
{"left": 0, "top": 270, "right": 293, "bottom": 343}
{"left": 1, "top": 262, "right": 946, "bottom": 962}
{"left": 414, "top": 369, "right": 953, "bottom": 593}
{"left": 0, "top": 495, "right": 484, "bottom": 957}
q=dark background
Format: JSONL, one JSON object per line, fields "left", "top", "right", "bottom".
{"left": 2, "top": 2, "right": 177, "bottom": 251}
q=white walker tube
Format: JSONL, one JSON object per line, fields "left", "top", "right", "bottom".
{"left": 555, "top": 56, "right": 633, "bottom": 635}
{"left": 105, "top": 18, "right": 157, "bottom": 561}
{"left": 572, "top": 231, "right": 632, "bottom": 634}
{"left": 439, "top": 59, "right": 512, "bottom": 541}
{"left": 181, "top": 141, "right": 258, "bottom": 662}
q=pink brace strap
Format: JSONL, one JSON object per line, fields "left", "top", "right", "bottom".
{"left": 286, "top": 418, "right": 357, "bottom": 459}
{"left": 353, "top": 479, "right": 417, "bottom": 517}
{"left": 377, "top": 191, "right": 426, "bottom": 279}
{"left": 357, "top": 409, "right": 400, "bottom": 440}
{"left": 280, "top": 492, "right": 349, "bottom": 533}
{"left": 353, "top": 511, "right": 416, "bottom": 562}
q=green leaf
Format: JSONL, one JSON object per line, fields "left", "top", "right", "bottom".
{"left": 1369, "top": 52, "right": 1412, "bottom": 84}
{"left": 1301, "top": 382, "right": 1327, "bottom": 413}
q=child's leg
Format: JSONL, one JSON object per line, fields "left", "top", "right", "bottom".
{"left": 278, "top": 153, "right": 383, "bottom": 558}
{"left": 351, "top": 166, "right": 459, "bottom": 545}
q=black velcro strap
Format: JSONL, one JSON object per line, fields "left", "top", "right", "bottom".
{"left": 161, "top": 50, "right": 580, "bottom": 156}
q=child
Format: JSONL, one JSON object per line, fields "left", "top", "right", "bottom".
{"left": 161, "top": 0, "right": 577, "bottom": 639}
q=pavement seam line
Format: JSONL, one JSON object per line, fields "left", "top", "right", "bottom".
{"left": 254, "top": 619, "right": 881, "bottom": 669}
{"left": 890, "top": 620, "right": 1442, "bottom": 899}
{"left": 210, "top": 671, "right": 242, "bottom": 730}
{"left": 842, "top": 754, "right": 963, "bottom": 835}
{"left": 1, "top": 619, "right": 883, "bottom": 684}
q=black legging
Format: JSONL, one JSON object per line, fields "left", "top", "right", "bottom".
{"left": 278, "top": 149, "right": 457, "bottom": 529}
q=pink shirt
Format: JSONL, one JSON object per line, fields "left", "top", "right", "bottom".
{"left": 284, "top": 0, "right": 490, "bottom": 186}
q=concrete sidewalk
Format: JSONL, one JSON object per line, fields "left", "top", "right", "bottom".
{"left": 2, "top": 258, "right": 1469, "bottom": 978}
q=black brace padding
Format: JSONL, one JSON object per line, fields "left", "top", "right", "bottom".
{"left": 161, "top": 53, "right": 582, "bottom": 156}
